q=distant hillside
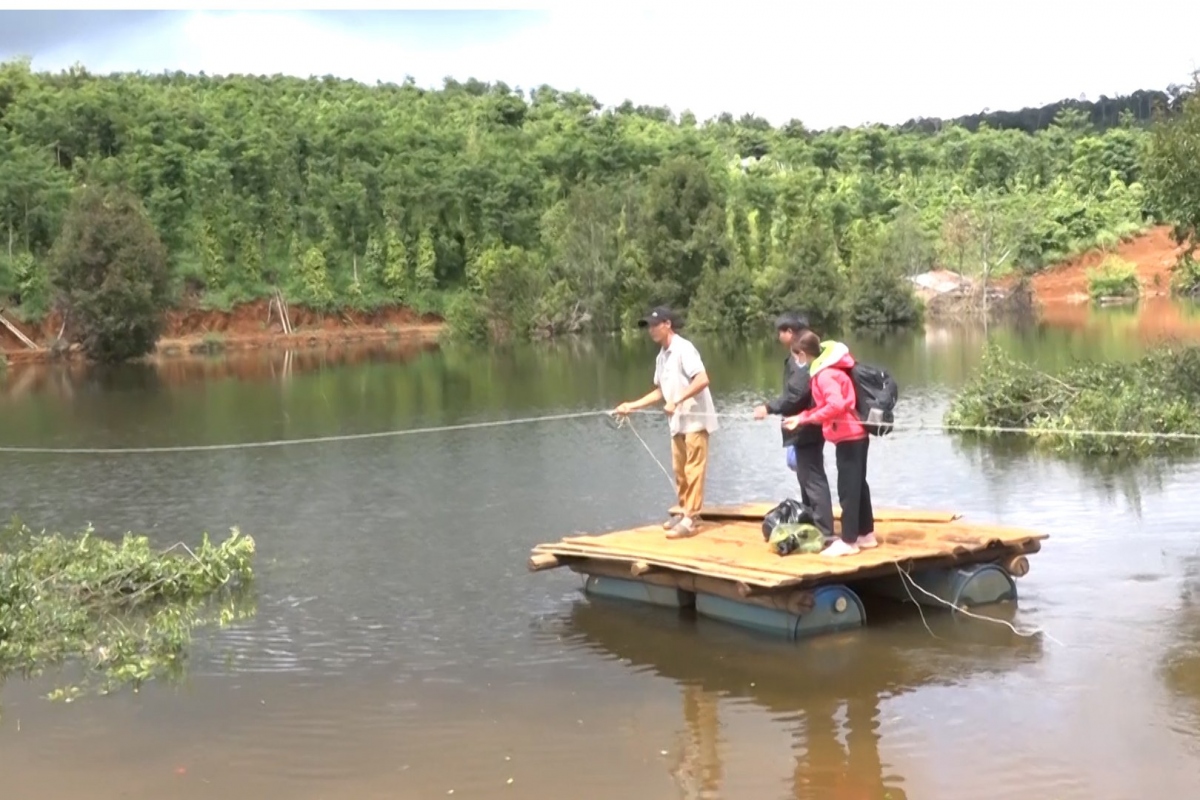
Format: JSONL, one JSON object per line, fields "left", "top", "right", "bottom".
{"left": 898, "top": 84, "right": 1194, "bottom": 134}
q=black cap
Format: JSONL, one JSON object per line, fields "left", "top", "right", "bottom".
{"left": 638, "top": 306, "right": 679, "bottom": 328}
{"left": 775, "top": 312, "right": 811, "bottom": 332}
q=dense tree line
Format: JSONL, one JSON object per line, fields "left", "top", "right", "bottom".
{"left": 1146, "top": 79, "right": 1200, "bottom": 296}
{"left": 898, "top": 86, "right": 1190, "bottom": 135}
{"left": 0, "top": 58, "right": 1184, "bottom": 347}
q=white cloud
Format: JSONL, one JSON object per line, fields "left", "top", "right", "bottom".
{"left": 22, "top": 2, "right": 1200, "bottom": 129}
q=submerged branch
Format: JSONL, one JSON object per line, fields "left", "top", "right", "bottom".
{"left": 945, "top": 344, "right": 1200, "bottom": 457}
{"left": 0, "top": 520, "right": 256, "bottom": 703}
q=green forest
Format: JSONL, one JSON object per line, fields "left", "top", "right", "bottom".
{"left": 0, "top": 57, "right": 1197, "bottom": 350}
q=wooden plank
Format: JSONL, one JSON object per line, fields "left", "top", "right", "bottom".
{"left": 668, "top": 502, "right": 961, "bottom": 524}
{"left": 529, "top": 552, "right": 561, "bottom": 571}
{"left": 554, "top": 524, "right": 799, "bottom": 577}
{"left": 558, "top": 517, "right": 1037, "bottom": 553}
{"left": 539, "top": 535, "right": 1032, "bottom": 585}
{"left": 536, "top": 528, "right": 797, "bottom": 582}
{"left": 540, "top": 536, "right": 1042, "bottom": 591}
{"left": 563, "top": 539, "right": 1044, "bottom": 595}
{"left": 567, "top": 558, "right": 817, "bottom": 615}
{"left": 556, "top": 519, "right": 1043, "bottom": 561}
{"left": 537, "top": 541, "right": 796, "bottom": 586}
{"left": 551, "top": 516, "right": 1041, "bottom": 550}
{"left": 773, "top": 538, "right": 1045, "bottom": 590}
{"left": 533, "top": 517, "right": 1046, "bottom": 589}
{"left": 0, "top": 311, "right": 38, "bottom": 350}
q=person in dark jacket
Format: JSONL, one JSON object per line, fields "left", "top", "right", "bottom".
{"left": 753, "top": 312, "right": 834, "bottom": 538}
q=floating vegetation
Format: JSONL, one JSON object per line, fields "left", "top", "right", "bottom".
{"left": 945, "top": 344, "right": 1200, "bottom": 457}
{"left": 0, "top": 520, "right": 255, "bottom": 703}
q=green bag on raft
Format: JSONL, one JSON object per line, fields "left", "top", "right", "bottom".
{"left": 767, "top": 522, "right": 826, "bottom": 556}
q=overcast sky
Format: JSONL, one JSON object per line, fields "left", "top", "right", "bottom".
{"left": 2, "top": 3, "right": 1199, "bottom": 129}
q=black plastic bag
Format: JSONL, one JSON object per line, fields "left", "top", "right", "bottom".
{"left": 761, "top": 498, "right": 815, "bottom": 541}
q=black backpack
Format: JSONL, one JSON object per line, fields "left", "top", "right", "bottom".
{"left": 843, "top": 362, "right": 898, "bottom": 436}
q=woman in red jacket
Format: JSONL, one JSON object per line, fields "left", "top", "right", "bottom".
{"left": 782, "top": 331, "right": 876, "bottom": 557}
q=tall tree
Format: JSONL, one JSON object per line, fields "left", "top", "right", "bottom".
{"left": 49, "top": 185, "right": 171, "bottom": 362}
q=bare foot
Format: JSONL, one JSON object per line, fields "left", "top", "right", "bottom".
{"left": 856, "top": 533, "right": 878, "bottom": 549}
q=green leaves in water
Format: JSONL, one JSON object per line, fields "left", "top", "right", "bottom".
{"left": 0, "top": 519, "right": 256, "bottom": 702}
{"left": 946, "top": 344, "right": 1200, "bottom": 457}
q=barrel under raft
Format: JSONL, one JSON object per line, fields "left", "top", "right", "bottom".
{"left": 528, "top": 503, "right": 1046, "bottom": 640}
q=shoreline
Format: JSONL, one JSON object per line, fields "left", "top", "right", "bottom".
{"left": 1, "top": 226, "right": 1193, "bottom": 368}
{"left": 0, "top": 298, "right": 445, "bottom": 366}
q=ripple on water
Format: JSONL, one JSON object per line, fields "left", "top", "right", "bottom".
{"left": 888, "top": 689, "right": 1092, "bottom": 799}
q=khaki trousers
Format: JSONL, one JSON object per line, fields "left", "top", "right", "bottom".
{"left": 671, "top": 430, "right": 710, "bottom": 518}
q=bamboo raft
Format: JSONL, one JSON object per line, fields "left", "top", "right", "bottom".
{"left": 529, "top": 502, "right": 1048, "bottom": 639}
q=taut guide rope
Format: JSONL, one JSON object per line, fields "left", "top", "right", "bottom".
{"left": 2, "top": 407, "right": 1199, "bottom": 455}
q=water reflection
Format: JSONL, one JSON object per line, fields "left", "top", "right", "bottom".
{"left": 0, "top": 586, "right": 259, "bottom": 715}
{"left": 1161, "top": 555, "right": 1200, "bottom": 742}
{"left": 1040, "top": 296, "right": 1200, "bottom": 344}
{"left": 553, "top": 598, "right": 1042, "bottom": 799}
{"left": 1, "top": 340, "right": 441, "bottom": 401}
{"left": 948, "top": 435, "right": 1180, "bottom": 517}
{"left": 8, "top": 306, "right": 1200, "bottom": 434}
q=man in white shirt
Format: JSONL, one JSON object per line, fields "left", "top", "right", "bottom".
{"left": 615, "top": 307, "right": 718, "bottom": 538}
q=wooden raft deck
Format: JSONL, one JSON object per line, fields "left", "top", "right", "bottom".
{"left": 529, "top": 503, "right": 1047, "bottom": 593}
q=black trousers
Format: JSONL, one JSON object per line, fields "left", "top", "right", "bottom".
{"left": 793, "top": 442, "right": 834, "bottom": 538}
{"left": 834, "top": 437, "right": 874, "bottom": 544}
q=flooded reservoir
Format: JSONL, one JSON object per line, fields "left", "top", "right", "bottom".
{"left": 2, "top": 308, "right": 1200, "bottom": 799}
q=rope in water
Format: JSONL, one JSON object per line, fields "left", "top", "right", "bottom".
{"left": 893, "top": 562, "right": 1065, "bottom": 645}
{"left": 2, "top": 405, "right": 1200, "bottom": 455}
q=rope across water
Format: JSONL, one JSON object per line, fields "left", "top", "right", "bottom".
{"left": 1, "top": 407, "right": 1200, "bottom": 455}
{"left": 0, "top": 403, "right": 1077, "bottom": 643}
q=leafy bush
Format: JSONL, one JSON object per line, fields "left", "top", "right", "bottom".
{"left": 1087, "top": 256, "right": 1140, "bottom": 301}
{"left": 835, "top": 217, "right": 925, "bottom": 329}
{"left": 1147, "top": 77, "right": 1200, "bottom": 254}
{"left": 9, "top": 252, "right": 49, "bottom": 316}
{"left": 945, "top": 344, "right": 1200, "bottom": 457}
{"left": 1170, "top": 254, "right": 1200, "bottom": 298}
{"left": 0, "top": 521, "right": 255, "bottom": 702}
{"left": 844, "top": 260, "right": 924, "bottom": 329}
{"left": 460, "top": 244, "right": 544, "bottom": 340}
{"left": 48, "top": 186, "right": 172, "bottom": 363}
{"left": 443, "top": 290, "right": 490, "bottom": 342}
{"left": 688, "top": 263, "right": 757, "bottom": 335}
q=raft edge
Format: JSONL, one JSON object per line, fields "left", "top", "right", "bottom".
{"left": 536, "top": 536, "right": 1043, "bottom": 591}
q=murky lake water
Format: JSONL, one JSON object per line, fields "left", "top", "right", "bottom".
{"left": 2, "top": 307, "right": 1200, "bottom": 799}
